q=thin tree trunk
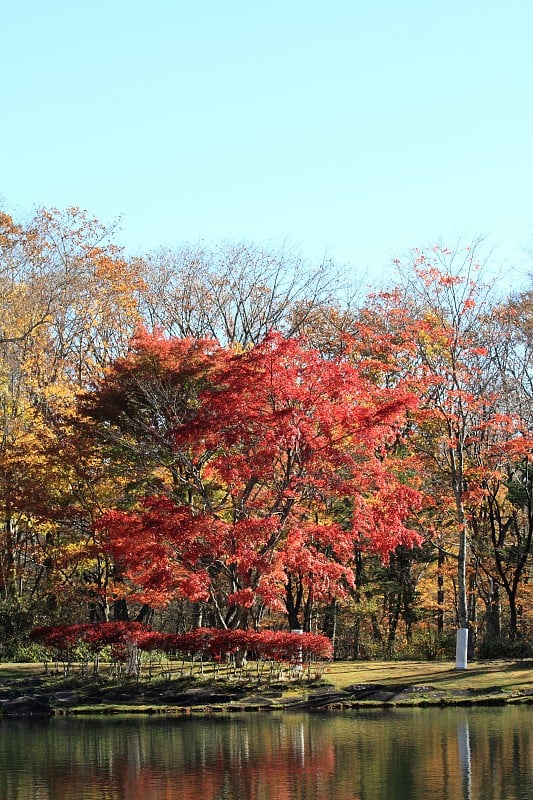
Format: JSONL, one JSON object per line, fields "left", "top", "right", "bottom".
{"left": 437, "top": 548, "right": 445, "bottom": 634}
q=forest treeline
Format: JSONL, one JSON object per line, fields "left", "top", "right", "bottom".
{"left": 0, "top": 205, "right": 532, "bottom": 661}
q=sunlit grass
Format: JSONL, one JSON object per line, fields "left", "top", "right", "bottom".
{"left": 322, "top": 659, "right": 533, "bottom": 693}
{"left": 1, "top": 658, "right": 532, "bottom": 689}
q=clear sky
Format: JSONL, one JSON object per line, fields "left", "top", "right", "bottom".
{"left": 3, "top": 1, "right": 533, "bottom": 287}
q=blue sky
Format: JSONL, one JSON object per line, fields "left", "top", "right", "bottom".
{"left": 3, "top": 1, "right": 533, "bottom": 287}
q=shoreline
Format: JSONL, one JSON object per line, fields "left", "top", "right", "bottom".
{"left": 3, "top": 682, "right": 533, "bottom": 718}
{"left": 1, "top": 658, "right": 532, "bottom": 717}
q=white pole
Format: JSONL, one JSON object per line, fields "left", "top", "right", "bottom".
{"left": 291, "top": 628, "right": 303, "bottom": 672}
{"left": 455, "top": 627, "right": 469, "bottom": 669}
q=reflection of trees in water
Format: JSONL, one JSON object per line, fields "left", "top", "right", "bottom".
{"left": 0, "top": 710, "right": 532, "bottom": 800}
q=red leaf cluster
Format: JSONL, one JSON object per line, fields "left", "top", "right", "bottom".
{"left": 90, "top": 332, "right": 423, "bottom": 621}
{"left": 30, "top": 623, "right": 333, "bottom": 663}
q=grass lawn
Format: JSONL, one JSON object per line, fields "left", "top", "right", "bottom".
{"left": 1, "top": 658, "right": 532, "bottom": 691}
{"left": 322, "top": 658, "right": 533, "bottom": 694}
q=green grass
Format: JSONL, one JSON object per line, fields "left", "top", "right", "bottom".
{"left": 0, "top": 662, "right": 44, "bottom": 678}
{"left": 322, "top": 659, "right": 533, "bottom": 694}
{"left": 1, "top": 659, "right": 532, "bottom": 713}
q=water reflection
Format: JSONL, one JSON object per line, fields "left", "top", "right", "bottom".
{"left": 0, "top": 708, "right": 531, "bottom": 800}
{"left": 457, "top": 719, "right": 472, "bottom": 800}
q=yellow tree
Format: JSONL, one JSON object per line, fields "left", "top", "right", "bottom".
{"left": 0, "top": 206, "right": 145, "bottom": 650}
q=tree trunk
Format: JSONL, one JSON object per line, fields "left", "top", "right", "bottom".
{"left": 302, "top": 587, "right": 313, "bottom": 632}
{"left": 453, "top": 461, "right": 469, "bottom": 669}
{"left": 112, "top": 598, "right": 129, "bottom": 621}
{"left": 285, "top": 572, "right": 303, "bottom": 631}
{"left": 1, "top": 513, "right": 18, "bottom": 600}
{"left": 508, "top": 591, "right": 519, "bottom": 640}
{"left": 484, "top": 579, "right": 501, "bottom": 638}
{"left": 437, "top": 548, "right": 445, "bottom": 633}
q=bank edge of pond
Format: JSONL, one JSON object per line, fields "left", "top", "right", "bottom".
{"left": 2, "top": 659, "right": 532, "bottom": 717}
{"left": 60, "top": 694, "right": 533, "bottom": 717}
{"left": 2, "top": 676, "right": 533, "bottom": 717}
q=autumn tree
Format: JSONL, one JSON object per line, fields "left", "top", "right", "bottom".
{"left": 0, "top": 206, "right": 146, "bottom": 651}
{"left": 360, "top": 243, "right": 507, "bottom": 666}
{"left": 464, "top": 292, "right": 533, "bottom": 643}
{"left": 136, "top": 241, "right": 346, "bottom": 347}
{"left": 85, "top": 331, "right": 422, "bottom": 631}
{"left": 78, "top": 329, "right": 226, "bottom": 501}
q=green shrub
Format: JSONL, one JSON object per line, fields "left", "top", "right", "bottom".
{"left": 476, "top": 636, "right": 533, "bottom": 659}
{"left": 397, "top": 629, "right": 456, "bottom": 661}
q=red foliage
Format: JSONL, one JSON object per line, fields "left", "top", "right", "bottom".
{"left": 30, "top": 621, "right": 148, "bottom": 657}
{"left": 92, "top": 332, "right": 423, "bottom": 624}
{"left": 30, "top": 623, "right": 333, "bottom": 664}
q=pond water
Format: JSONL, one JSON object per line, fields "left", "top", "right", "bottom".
{"left": 0, "top": 706, "right": 531, "bottom": 799}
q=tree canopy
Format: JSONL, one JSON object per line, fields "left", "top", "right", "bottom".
{"left": 0, "top": 205, "right": 531, "bottom": 661}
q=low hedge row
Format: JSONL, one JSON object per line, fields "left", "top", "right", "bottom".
{"left": 30, "top": 622, "right": 333, "bottom": 665}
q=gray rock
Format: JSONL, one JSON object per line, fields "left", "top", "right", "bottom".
{"left": 1, "top": 695, "right": 53, "bottom": 716}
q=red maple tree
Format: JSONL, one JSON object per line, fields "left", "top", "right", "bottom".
{"left": 90, "top": 331, "right": 422, "bottom": 629}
